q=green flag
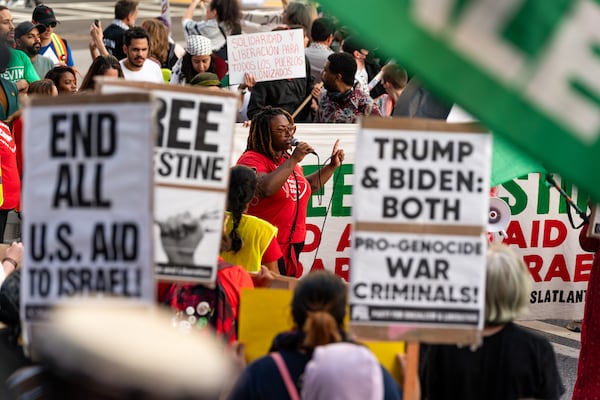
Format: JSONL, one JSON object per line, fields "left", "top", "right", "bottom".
{"left": 320, "top": 0, "right": 599, "bottom": 200}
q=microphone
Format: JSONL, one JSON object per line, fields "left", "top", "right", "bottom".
{"left": 291, "top": 138, "right": 317, "bottom": 156}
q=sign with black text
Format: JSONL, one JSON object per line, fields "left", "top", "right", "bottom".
{"left": 21, "top": 94, "right": 155, "bottom": 322}
{"left": 350, "top": 118, "right": 491, "bottom": 345}
{"left": 99, "top": 80, "right": 239, "bottom": 283}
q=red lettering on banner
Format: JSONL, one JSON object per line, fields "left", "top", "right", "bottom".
{"left": 524, "top": 253, "right": 590, "bottom": 283}
{"left": 524, "top": 254, "right": 543, "bottom": 282}
{"left": 531, "top": 220, "right": 540, "bottom": 247}
{"left": 542, "top": 220, "right": 567, "bottom": 247}
{"left": 304, "top": 224, "right": 321, "bottom": 252}
{"left": 574, "top": 254, "right": 593, "bottom": 282}
{"left": 335, "top": 258, "right": 350, "bottom": 281}
{"left": 505, "top": 220, "right": 527, "bottom": 247}
{"left": 337, "top": 224, "right": 351, "bottom": 251}
{"left": 505, "top": 220, "right": 568, "bottom": 248}
{"left": 544, "top": 254, "right": 570, "bottom": 281}
{"left": 310, "top": 258, "right": 325, "bottom": 272}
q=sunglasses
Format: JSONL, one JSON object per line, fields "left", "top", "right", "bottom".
{"left": 46, "top": 22, "right": 57, "bottom": 28}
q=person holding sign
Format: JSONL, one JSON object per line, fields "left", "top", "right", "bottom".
{"left": 420, "top": 243, "right": 564, "bottom": 400}
{"left": 228, "top": 270, "right": 403, "bottom": 400}
{"left": 237, "top": 106, "right": 344, "bottom": 277}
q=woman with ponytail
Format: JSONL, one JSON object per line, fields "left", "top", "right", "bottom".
{"left": 220, "top": 165, "right": 282, "bottom": 274}
{"left": 227, "top": 270, "right": 403, "bottom": 400}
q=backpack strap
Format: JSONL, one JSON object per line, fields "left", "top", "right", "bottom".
{"left": 50, "top": 33, "right": 67, "bottom": 64}
{"left": 270, "top": 352, "right": 300, "bottom": 400}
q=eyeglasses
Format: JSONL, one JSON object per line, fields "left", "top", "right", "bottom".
{"left": 46, "top": 22, "right": 57, "bottom": 28}
{"left": 271, "top": 124, "right": 296, "bottom": 135}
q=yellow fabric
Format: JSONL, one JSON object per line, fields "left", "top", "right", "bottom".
{"left": 50, "top": 33, "right": 67, "bottom": 64}
{"left": 221, "top": 212, "right": 278, "bottom": 273}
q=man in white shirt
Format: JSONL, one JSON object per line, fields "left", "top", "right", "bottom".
{"left": 119, "top": 26, "right": 163, "bottom": 83}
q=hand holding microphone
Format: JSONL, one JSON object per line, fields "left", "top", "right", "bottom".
{"left": 291, "top": 138, "right": 317, "bottom": 156}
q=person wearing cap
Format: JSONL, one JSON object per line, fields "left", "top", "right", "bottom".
{"left": 119, "top": 26, "right": 163, "bottom": 83}
{"left": 190, "top": 71, "right": 221, "bottom": 90}
{"left": 0, "top": 6, "right": 40, "bottom": 94}
{"left": 14, "top": 21, "right": 53, "bottom": 79}
{"left": 32, "top": 4, "right": 74, "bottom": 68}
{"left": 170, "top": 34, "right": 225, "bottom": 85}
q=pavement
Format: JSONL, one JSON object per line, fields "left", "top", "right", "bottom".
{"left": 5, "top": 1, "right": 582, "bottom": 398}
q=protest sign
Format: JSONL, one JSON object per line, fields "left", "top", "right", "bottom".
{"left": 352, "top": 118, "right": 491, "bottom": 344}
{"left": 238, "top": 288, "right": 406, "bottom": 382}
{"left": 227, "top": 29, "right": 306, "bottom": 85}
{"left": 99, "top": 80, "right": 239, "bottom": 283}
{"left": 21, "top": 93, "right": 155, "bottom": 323}
{"left": 232, "top": 123, "right": 589, "bottom": 320}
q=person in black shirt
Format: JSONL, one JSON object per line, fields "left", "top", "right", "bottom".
{"left": 421, "top": 244, "right": 565, "bottom": 400}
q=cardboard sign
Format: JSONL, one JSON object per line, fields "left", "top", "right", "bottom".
{"left": 21, "top": 93, "right": 155, "bottom": 322}
{"left": 238, "top": 288, "right": 406, "bottom": 382}
{"left": 319, "top": 0, "right": 600, "bottom": 204}
{"left": 349, "top": 118, "right": 490, "bottom": 345}
{"left": 99, "top": 80, "right": 239, "bottom": 283}
{"left": 227, "top": 29, "right": 306, "bottom": 85}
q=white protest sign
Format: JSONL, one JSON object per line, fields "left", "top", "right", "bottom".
{"left": 21, "top": 94, "right": 155, "bottom": 322}
{"left": 227, "top": 29, "right": 306, "bottom": 85}
{"left": 99, "top": 80, "right": 239, "bottom": 283}
{"left": 349, "top": 118, "right": 491, "bottom": 344}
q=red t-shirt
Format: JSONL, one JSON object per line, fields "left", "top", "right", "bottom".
{"left": 0, "top": 121, "right": 20, "bottom": 210}
{"left": 237, "top": 150, "right": 310, "bottom": 247}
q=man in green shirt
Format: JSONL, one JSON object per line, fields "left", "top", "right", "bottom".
{"left": 0, "top": 6, "right": 40, "bottom": 93}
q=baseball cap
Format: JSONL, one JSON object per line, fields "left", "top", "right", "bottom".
{"left": 32, "top": 5, "right": 58, "bottom": 26}
{"left": 14, "top": 21, "right": 46, "bottom": 39}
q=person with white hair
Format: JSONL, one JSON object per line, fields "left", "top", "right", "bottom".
{"left": 420, "top": 243, "right": 565, "bottom": 400}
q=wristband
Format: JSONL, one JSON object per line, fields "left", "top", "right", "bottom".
{"left": 2, "top": 257, "right": 17, "bottom": 270}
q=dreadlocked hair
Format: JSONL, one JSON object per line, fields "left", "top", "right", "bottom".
{"left": 227, "top": 165, "right": 257, "bottom": 253}
{"left": 246, "top": 106, "right": 293, "bottom": 162}
{"left": 291, "top": 270, "right": 347, "bottom": 350}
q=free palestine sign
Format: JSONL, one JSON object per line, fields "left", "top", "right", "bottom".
{"left": 320, "top": 0, "right": 600, "bottom": 200}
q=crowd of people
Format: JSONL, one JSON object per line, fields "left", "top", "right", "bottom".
{"left": 0, "top": 0, "right": 594, "bottom": 398}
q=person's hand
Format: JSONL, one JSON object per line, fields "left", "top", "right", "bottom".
{"left": 328, "top": 139, "right": 345, "bottom": 168}
{"left": 243, "top": 73, "right": 256, "bottom": 90}
{"left": 16, "top": 79, "right": 28, "bottom": 94}
{"left": 157, "top": 212, "right": 210, "bottom": 264}
{"left": 310, "top": 82, "right": 323, "bottom": 100}
{"left": 90, "top": 21, "right": 103, "bottom": 47}
{"left": 5, "top": 241, "right": 23, "bottom": 265}
{"left": 251, "top": 265, "right": 275, "bottom": 287}
{"left": 291, "top": 140, "right": 315, "bottom": 163}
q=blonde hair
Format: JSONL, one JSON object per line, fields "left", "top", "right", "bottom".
{"left": 485, "top": 244, "right": 532, "bottom": 325}
{"left": 141, "top": 19, "right": 169, "bottom": 64}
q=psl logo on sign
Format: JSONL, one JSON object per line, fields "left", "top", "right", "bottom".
{"left": 21, "top": 94, "right": 155, "bottom": 323}
{"left": 319, "top": 0, "right": 600, "bottom": 204}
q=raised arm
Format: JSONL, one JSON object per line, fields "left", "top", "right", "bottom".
{"left": 304, "top": 139, "right": 345, "bottom": 192}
